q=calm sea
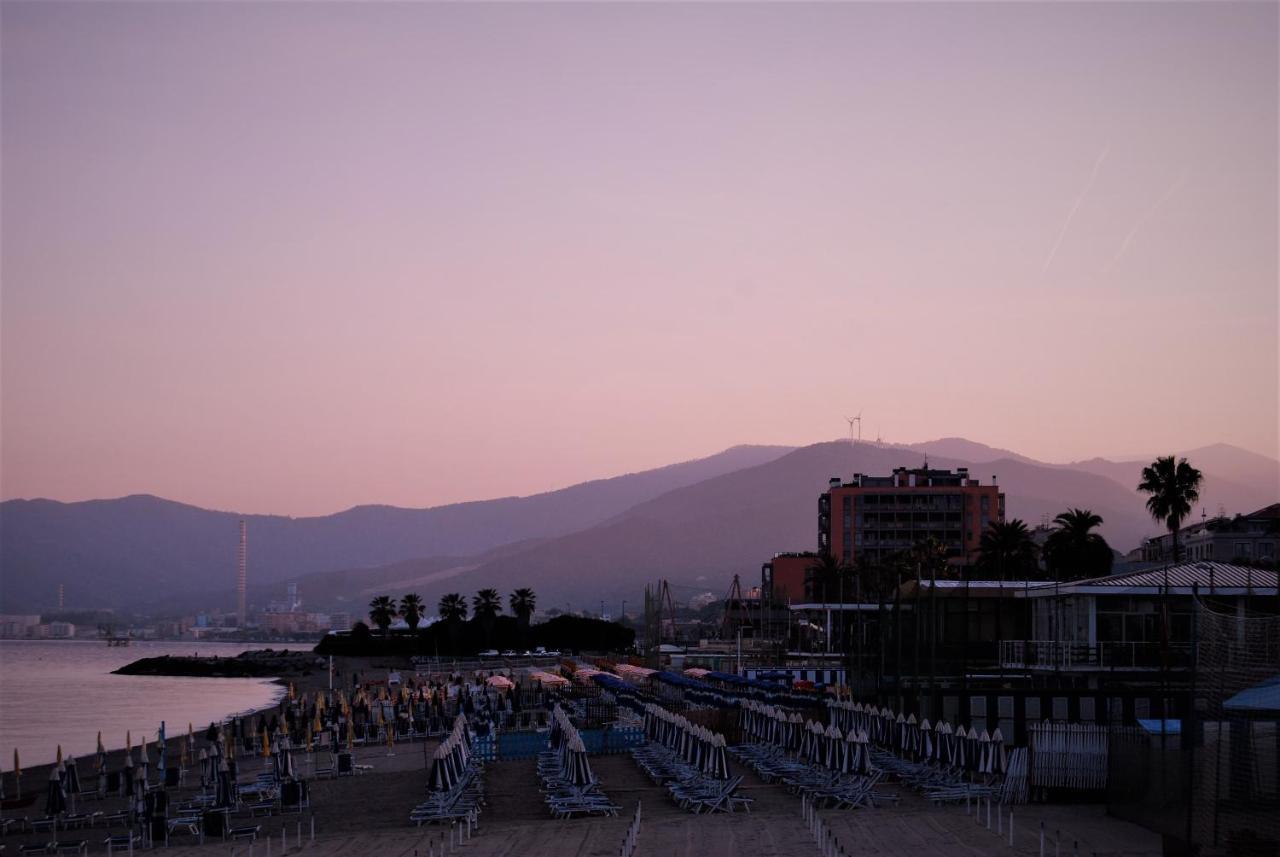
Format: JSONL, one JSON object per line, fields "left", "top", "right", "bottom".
{"left": 0, "top": 640, "right": 310, "bottom": 769}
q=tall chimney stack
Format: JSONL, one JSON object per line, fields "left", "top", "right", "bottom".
{"left": 237, "top": 520, "right": 248, "bottom": 627}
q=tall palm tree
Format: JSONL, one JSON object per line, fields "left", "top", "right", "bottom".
{"left": 1138, "top": 456, "right": 1204, "bottom": 562}
{"left": 976, "top": 520, "right": 1040, "bottom": 580}
{"left": 509, "top": 588, "right": 537, "bottom": 629}
{"left": 1043, "top": 509, "right": 1113, "bottom": 581}
{"left": 437, "top": 593, "right": 468, "bottom": 624}
{"left": 473, "top": 589, "right": 502, "bottom": 619}
{"left": 399, "top": 594, "right": 425, "bottom": 631}
{"left": 368, "top": 596, "right": 396, "bottom": 633}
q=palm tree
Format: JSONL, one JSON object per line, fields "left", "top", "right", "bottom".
{"left": 806, "top": 553, "right": 844, "bottom": 603}
{"left": 368, "top": 596, "right": 396, "bottom": 633}
{"left": 975, "top": 520, "right": 1040, "bottom": 580}
{"left": 1138, "top": 456, "right": 1204, "bottom": 562}
{"left": 1043, "top": 509, "right": 1113, "bottom": 581}
{"left": 473, "top": 589, "right": 502, "bottom": 619}
{"left": 509, "top": 588, "right": 537, "bottom": 629}
{"left": 473, "top": 588, "right": 502, "bottom": 645}
{"left": 399, "top": 594, "right": 425, "bottom": 631}
{"left": 437, "top": 593, "right": 468, "bottom": 624}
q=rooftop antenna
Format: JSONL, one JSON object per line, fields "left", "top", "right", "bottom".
{"left": 845, "top": 413, "right": 862, "bottom": 444}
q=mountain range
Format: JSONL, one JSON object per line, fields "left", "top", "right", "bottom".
{"left": 1, "top": 439, "right": 1275, "bottom": 614}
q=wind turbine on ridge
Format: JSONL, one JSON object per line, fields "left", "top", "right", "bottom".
{"left": 845, "top": 412, "right": 862, "bottom": 444}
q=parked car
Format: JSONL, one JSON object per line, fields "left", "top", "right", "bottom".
{"left": 478, "top": 649, "right": 499, "bottom": 658}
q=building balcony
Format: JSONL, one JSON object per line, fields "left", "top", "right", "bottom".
{"left": 998, "top": 640, "right": 1195, "bottom": 672}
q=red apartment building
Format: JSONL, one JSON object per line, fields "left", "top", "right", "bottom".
{"left": 819, "top": 466, "right": 1004, "bottom": 567}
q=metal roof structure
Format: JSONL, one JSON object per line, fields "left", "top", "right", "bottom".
{"left": 1030, "top": 562, "right": 1278, "bottom": 597}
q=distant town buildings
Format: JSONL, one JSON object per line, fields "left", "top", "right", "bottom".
{"left": 0, "top": 614, "right": 42, "bottom": 637}
{"left": 819, "top": 466, "right": 1004, "bottom": 566}
{"left": 1140, "top": 503, "right": 1279, "bottom": 564}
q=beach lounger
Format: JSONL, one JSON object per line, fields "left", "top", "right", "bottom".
{"left": 166, "top": 816, "right": 202, "bottom": 837}
{"left": 52, "top": 841, "right": 88, "bottom": 856}
{"left": 228, "top": 825, "right": 261, "bottom": 842}
{"left": 244, "top": 800, "right": 276, "bottom": 817}
{"left": 18, "top": 844, "right": 51, "bottom": 856}
{"left": 103, "top": 832, "right": 141, "bottom": 855}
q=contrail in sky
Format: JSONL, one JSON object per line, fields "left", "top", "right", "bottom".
{"left": 1104, "top": 171, "right": 1186, "bottom": 273}
{"left": 1041, "top": 145, "right": 1109, "bottom": 275}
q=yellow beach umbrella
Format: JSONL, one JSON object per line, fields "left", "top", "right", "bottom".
{"left": 312, "top": 713, "right": 322, "bottom": 734}
{"left": 345, "top": 720, "right": 354, "bottom": 750}
{"left": 260, "top": 728, "right": 270, "bottom": 758}
{"left": 125, "top": 731, "right": 131, "bottom": 754}
{"left": 385, "top": 724, "right": 394, "bottom": 752}
{"left": 56, "top": 745, "right": 63, "bottom": 766}
{"left": 305, "top": 724, "right": 313, "bottom": 753}
{"left": 288, "top": 682, "right": 296, "bottom": 701}
{"left": 281, "top": 718, "right": 289, "bottom": 737}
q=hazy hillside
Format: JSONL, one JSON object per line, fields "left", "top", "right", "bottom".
{"left": 383, "top": 441, "right": 1168, "bottom": 611}
{"left": 0, "top": 444, "right": 793, "bottom": 610}
{"left": 5, "top": 437, "right": 1274, "bottom": 614}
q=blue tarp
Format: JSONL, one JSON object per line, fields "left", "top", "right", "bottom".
{"left": 1137, "top": 719, "right": 1181, "bottom": 735}
{"left": 1223, "top": 674, "right": 1280, "bottom": 716}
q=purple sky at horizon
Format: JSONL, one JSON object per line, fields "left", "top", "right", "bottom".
{"left": 2, "top": 2, "right": 1276, "bottom": 516}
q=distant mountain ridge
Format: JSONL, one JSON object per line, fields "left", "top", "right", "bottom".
{"left": 0, "top": 444, "right": 792, "bottom": 610}
{"left": 2, "top": 439, "right": 1274, "bottom": 613}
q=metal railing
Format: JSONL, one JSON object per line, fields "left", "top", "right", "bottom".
{"left": 999, "top": 640, "right": 1194, "bottom": 671}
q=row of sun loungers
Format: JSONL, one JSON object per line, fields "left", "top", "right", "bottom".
{"left": 410, "top": 766, "right": 485, "bottom": 826}
{"left": 631, "top": 743, "right": 753, "bottom": 814}
{"left": 731, "top": 743, "right": 896, "bottom": 809}
{"left": 868, "top": 748, "right": 998, "bottom": 805}
{"left": 536, "top": 706, "right": 619, "bottom": 819}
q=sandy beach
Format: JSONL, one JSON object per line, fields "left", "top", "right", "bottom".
{"left": 3, "top": 728, "right": 1162, "bottom": 857}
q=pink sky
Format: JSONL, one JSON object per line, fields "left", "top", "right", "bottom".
{"left": 2, "top": 2, "right": 1276, "bottom": 516}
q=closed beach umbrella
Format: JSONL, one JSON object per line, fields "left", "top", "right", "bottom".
{"left": 824, "top": 724, "right": 843, "bottom": 771}
{"left": 954, "top": 725, "right": 967, "bottom": 770}
{"left": 12, "top": 749, "right": 20, "bottom": 799}
{"left": 198, "top": 749, "right": 210, "bottom": 788}
{"left": 64, "top": 757, "right": 81, "bottom": 812}
{"left": 978, "top": 729, "right": 993, "bottom": 775}
{"left": 45, "top": 767, "right": 67, "bottom": 818}
{"left": 708, "top": 733, "right": 730, "bottom": 780}
{"left": 991, "top": 728, "right": 1007, "bottom": 774}
{"left": 122, "top": 754, "right": 134, "bottom": 798}
{"left": 215, "top": 759, "right": 233, "bottom": 808}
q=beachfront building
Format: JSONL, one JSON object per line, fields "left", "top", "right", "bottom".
{"left": 760, "top": 552, "right": 816, "bottom": 604}
{"left": 819, "top": 466, "right": 1004, "bottom": 566}
{"left": 1001, "top": 562, "right": 1280, "bottom": 673}
{"left": 1139, "top": 503, "right": 1279, "bottom": 563}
